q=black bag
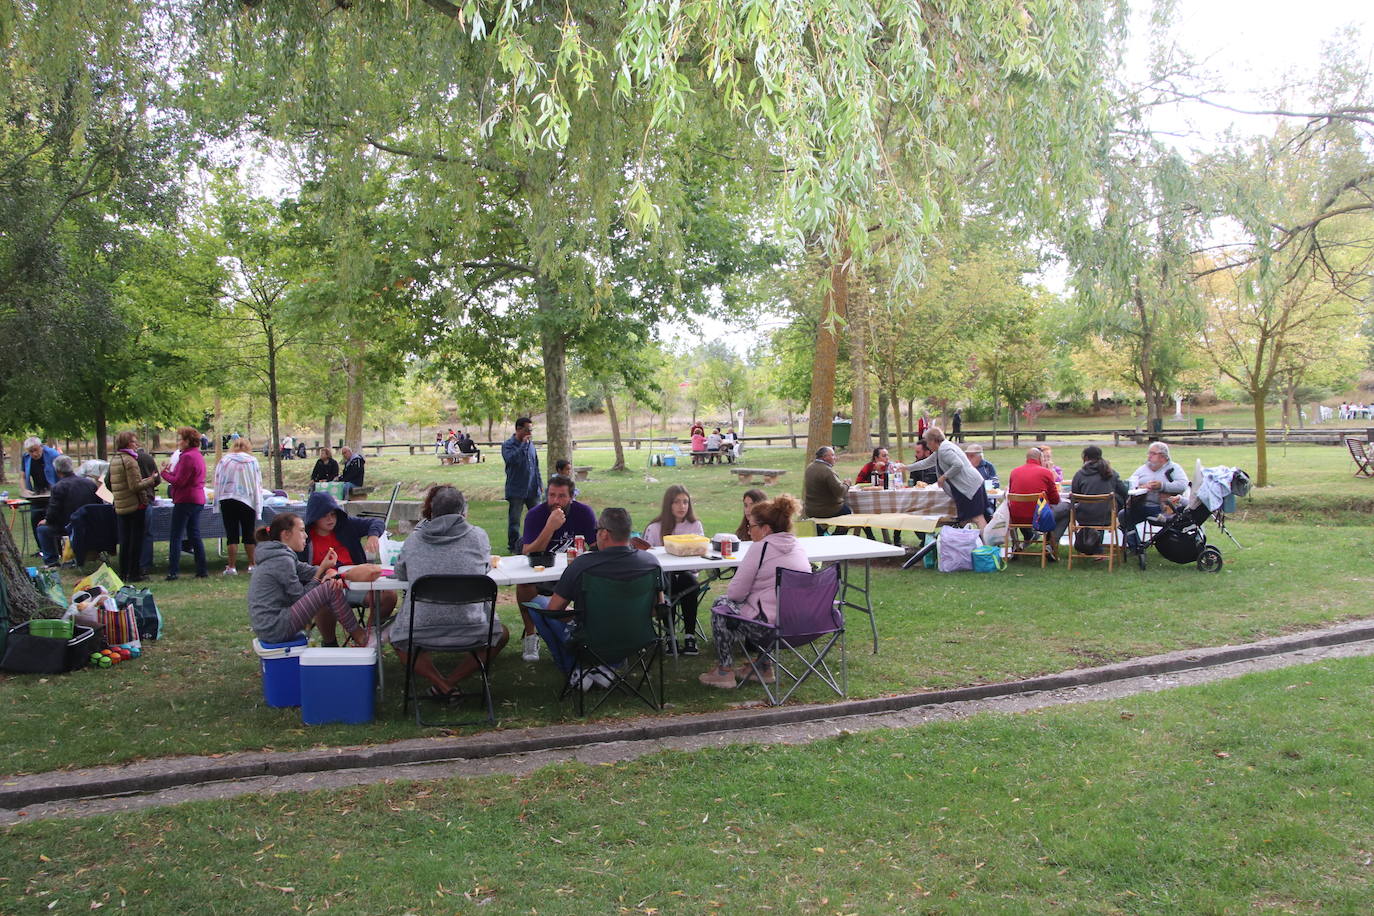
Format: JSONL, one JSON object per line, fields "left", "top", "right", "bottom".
{"left": 0, "top": 622, "right": 99, "bottom": 674}
{"left": 116, "top": 586, "right": 162, "bottom": 640}
{"left": 1074, "top": 528, "right": 1104, "bottom": 555}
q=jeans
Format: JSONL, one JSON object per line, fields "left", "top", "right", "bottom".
{"left": 35, "top": 523, "right": 61, "bottom": 565}
{"left": 167, "top": 502, "right": 207, "bottom": 577}
{"left": 506, "top": 494, "right": 537, "bottom": 554}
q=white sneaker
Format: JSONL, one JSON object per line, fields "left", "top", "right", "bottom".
{"left": 522, "top": 634, "right": 540, "bottom": 662}
{"left": 246, "top": 565, "right": 255, "bottom": 573}
{"left": 589, "top": 666, "right": 614, "bottom": 688}
{"left": 221, "top": 567, "right": 237, "bottom": 576}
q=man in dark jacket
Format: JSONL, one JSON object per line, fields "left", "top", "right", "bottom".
{"left": 502, "top": 417, "right": 542, "bottom": 554}
{"left": 339, "top": 446, "right": 366, "bottom": 493}
{"left": 36, "top": 456, "right": 102, "bottom": 567}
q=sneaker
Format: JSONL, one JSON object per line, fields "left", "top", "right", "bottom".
{"left": 588, "top": 666, "right": 614, "bottom": 688}
{"left": 522, "top": 634, "right": 540, "bottom": 662}
{"left": 681, "top": 636, "right": 699, "bottom": 656}
{"left": 222, "top": 567, "right": 237, "bottom": 576}
{"left": 246, "top": 565, "right": 255, "bottom": 574}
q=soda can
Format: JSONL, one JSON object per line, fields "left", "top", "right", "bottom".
{"left": 721, "top": 538, "right": 734, "bottom": 559}
{"left": 575, "top": 534, "right": 586, "bottom": 552}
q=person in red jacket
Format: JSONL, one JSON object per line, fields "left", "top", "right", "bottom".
{"left": 1007, "top": 447, "right": 1067, "bottom": 561}
{"left": 161, "top": 426, "right": 208, "bottom": 579}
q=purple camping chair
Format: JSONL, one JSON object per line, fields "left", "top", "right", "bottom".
{"left": 719, "top": 563, "right": 845, "bottom": 706}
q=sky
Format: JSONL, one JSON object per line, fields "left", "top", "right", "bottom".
{"left": 682, "top": 0, "right": 1374, "bottom": 359}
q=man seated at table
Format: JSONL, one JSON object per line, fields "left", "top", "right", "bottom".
{"left": 457, "top": 431, "right": 481, "bottom": 460}
{"left": 908, "top": 440, "right": 940, "bottom": 485}
{"left": 1007, "top": 447, "right": 1066, "bottom": 560}
{"left": 514, "top": 474, "right": 598, "bottom": 662}
{"left": 803, "top": 445, "right": 851, "bottom": 534}
{"left": 905, "top": 428, "right": 989, "bottom": 531}
{"left": 35, "top": 456, "right": 102, "bottom": 568}
{"left": 338, "top": 446, "right": 366, "bottom": 494}
{"left": 524, "top": 507, "right": 661, "bottom": 688}
{"left": 705, "top": 428, "right": 723, "bottom": 463}
{"left": 1119, "top": 441, "right": 1188, "bottom": 552}
{"left": 964, "top": 444, "right": 998, "bottom": 488}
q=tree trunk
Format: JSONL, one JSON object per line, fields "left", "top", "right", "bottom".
{"left": 906, "top": 398, "right": 915, "bottom": 443}
{"left": 0, "top": 520, "right": 40, "bottom": 624}
{"left": 876, "top": 390, "right": 889, "bottom": 448}
{"left": 849, "top": 319, "right": 870, "bottom": 454}
{"left": 606, "top": 392, "right": 626, "bottom": 471}
{"left": 344, "top": 339, "right": 366, "bottom": 451}
{"left": 0, "top": 440, "right": 9, "bottom": 484}
{"left": 266, "top": 326, "right": 284, "bottom": 490}
{"left": 213, "top": 393, "right": 224, "bottom": 467}
{"left": 786, "top": 406, "right": 795, "bottom": 442}
{"left": 807, "top": 244, "right": 849, "bottom": 453}
{"left": 536, "top": 280, "right": 573, "bottom": 470}
{"left": 1251, "top": 395, "right": 1269, "bottom": 487}
{"left": 890, "top": 394, "right": 904, "bottom": 461}
{"left": 322, "top": 412, "right": 333, "bottom": 452}
{"left": 94, "top": 400, "right": 108, "bottom": 460}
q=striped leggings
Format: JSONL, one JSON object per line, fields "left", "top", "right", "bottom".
{"left": 283, "top": 582, "right": 361, "bottom": 636}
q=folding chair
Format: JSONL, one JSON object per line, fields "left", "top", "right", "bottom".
{"left": 1003, "top": 492, "right": 1050, "bottom": 567}
{"left": 357, "top": 482, "right": 402, "bottom": 526}
{"left": 1066, "top": 493, "right": 1120, "bottom": 571}
{"left": 719, "top": 564, "right": 845, "bottom": 706}
{"left": 529, "top": 570, "right": 666, "bottom": 716}
{"left": 400, "top": 574, "right": 500, "bottom": 727}
{"left": 1345, "top": 438, "right": 1374, "bottom": 478}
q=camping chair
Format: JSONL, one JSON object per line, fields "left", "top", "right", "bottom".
{"left": 400, "top": 574, "right": 500, "bottom": 727}
{"left": 1345, "top": 438, "right": 1374, "bottom": 478}
{"left": 1066, "top": 493, "right": 1120, "bottom": 571}
{"left": 357, "top": 482, "right": 402, "bottom": 527}
{"left": 1004, "top": 492, "right": 1050, "bottom": 567}
{"left": 718, "top": 564, "right": 845, "bottom": 706}
{"left": 529, "top": 570, "right": 667, "bottom": 716}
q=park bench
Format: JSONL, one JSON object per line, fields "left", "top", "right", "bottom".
{"left": 691, "top": 449, "right": 722, "bottom": 465}
{"left": 346, "top": 486, "right": 374, "bottom": 501}
{"left": 437, "top": 453, "right": 480, "bottom": 466}
{"left": 731, "top": 467, "right": 787, "bottom": 485}
{"left": 571, "top": 465, "right": 593, "bottom": 481}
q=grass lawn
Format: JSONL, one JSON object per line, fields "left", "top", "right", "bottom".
{"left": 2, "top": 442, "right": 1371, "bottom": 775}
{"left": 5, "top": 653, "right": 1373, "bottom": 913}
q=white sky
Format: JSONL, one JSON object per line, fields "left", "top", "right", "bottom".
{"left": 685, "top": 0, "right": 1374, "bottom": 359}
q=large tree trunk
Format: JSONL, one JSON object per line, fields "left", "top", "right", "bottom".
{"left": 536, "top": 280, "right": 573, "bottom": 470}
{"left": 876, "top": 390, "right": 889, "bottom": 448}
{"left": 606, "top": 392, "right": 626, "bottom": 471}
{"left": 344, "top": 339, "right": 366, "bottom": 451}
{"left": 0, "top": 520, "right": 40, "bottom": 624}
{"left": 848, "top": 294, "right": 871, "bottom": 454}
{"left": 1252, "top": 396, "right": 1269, "bottom": 488}
{"left": 0, "top": 439, "right": 9, "bottom": 484}
{"left": 267, "top": 326, "right": 283, "bottom": 490}
{"left": 94, "top": 400, "right": 108, "bottom": 460}
{"left": 322, "top": 412, "right": 333, "bottom": 451}
{"left": 890, "top": 393, "right": 904, "bottom": 461}
{"left": 807, "top": 245, "right": 850, "bottom": 453}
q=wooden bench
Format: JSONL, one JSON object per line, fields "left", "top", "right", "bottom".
{"left": 731, "top": 468, "right": 787, "bottom": 485}
{"left": 571, "top": 465, "right": 593, "bottom": 482}
{"left": 346, "top": 486, "right": 374, "bottom": 501}
{"left": 437, "top": 453, "right": 481, "bottom": 466}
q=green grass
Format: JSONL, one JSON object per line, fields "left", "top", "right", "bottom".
{"left": 5, "top": 654, "right": 1374, "bottom": 913}
{"left": 3, "top": 443, "right": 1371, "bottom": 775}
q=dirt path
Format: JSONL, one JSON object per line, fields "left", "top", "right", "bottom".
{"left": 6, "top": 620, "right": 1373, "bottom": 826}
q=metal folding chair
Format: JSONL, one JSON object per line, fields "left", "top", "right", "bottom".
{"left": 357, "top": 482, "right": 402, "bottom": 527}
{"left": 400, "top": 574, "right": 500, "bottom": 727}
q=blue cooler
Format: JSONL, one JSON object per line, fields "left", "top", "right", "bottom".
{"left": 253, "top": 634, "right": 309, "bottom": 707}
{"left": 299, "top": 647, "right": 376, "bottom": 725}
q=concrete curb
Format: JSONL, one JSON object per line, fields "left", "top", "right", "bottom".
{"left": 6, "top": 618, "right": 1374, "bottom": 810}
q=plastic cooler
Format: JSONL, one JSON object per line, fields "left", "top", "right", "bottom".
{"left": 299, "top": 647, "right": 376, "bottom": 725}
{"left": 253, "top": 634, "right": 309, "bottom": 707}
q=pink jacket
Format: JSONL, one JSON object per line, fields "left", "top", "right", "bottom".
{"left": 726, "top": 531, "right": 811, "bottom": 625}
{"left": 161, "top": 446, "right": 206, "bottom": 505}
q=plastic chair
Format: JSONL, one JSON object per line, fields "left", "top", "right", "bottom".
{"left": 716, "top": 564, "right": 845, "bottom": 706}
{"left": 1066, "top": 493, "right": 1120, "bottom": 571}
{"left": 1003, "top": 493, "right": 1050, "bottom": 567}
{"left": 529, "top": 570, "right": 666, "bottom": 716}
{"left": 400, "top": 574, "right": 500, "bottom": 727}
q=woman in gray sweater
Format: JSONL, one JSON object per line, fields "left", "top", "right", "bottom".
{"left": 390, "top": 485, "right": 508, "bottom": 698}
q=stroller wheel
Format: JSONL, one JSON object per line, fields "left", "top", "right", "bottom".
{"left": 1137, "top": 549, "right": 1147, "bottom": 571}
{"left": 1197, "top": 546, "right": 1223, "bottom": 572}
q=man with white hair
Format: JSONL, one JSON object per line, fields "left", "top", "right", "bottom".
{"left": 34, "top": 455, "right": 101, "bottom": 568}
{"left": 1120, "top": 441, "right": 1188, "bottom": 552}
{"left": 20, "top": 437, "right": 60, "bottom": 548}
{"left": 803, "top": 446, "right": 851, "bottom": 528}
{"left": 338, "top": 445, "right": 366, "bottom": 495}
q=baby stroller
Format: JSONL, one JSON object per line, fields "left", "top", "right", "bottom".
{"left": 1132, "top": 461, "right": 1250, "bottom": 572}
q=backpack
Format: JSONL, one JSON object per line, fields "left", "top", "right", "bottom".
{"left": 1073, "top": 528, "right": 1104, "bottom": 555}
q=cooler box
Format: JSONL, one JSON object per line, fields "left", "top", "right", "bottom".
{"left": 663, "top": 456, "right": 676, "bottom": 467}
{"left": 299, "top": 647, "right": 376, "bottom": 725}
{"left": 253, "top": 634, "right": 309, "bottom": 707}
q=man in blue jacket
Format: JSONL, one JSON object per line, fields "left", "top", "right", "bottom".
{"left": 21, "top": 437, "right": 60, "bottom": 549}
{"left": 502, "top": 417, "right": 542, "bottom": 555}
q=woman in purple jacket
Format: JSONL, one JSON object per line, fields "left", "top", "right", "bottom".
{"left": 161, "top": 426, "right": 208, "bottom": 580}
{"left": 699, "top": 494, "right": 812, "bottom": 688}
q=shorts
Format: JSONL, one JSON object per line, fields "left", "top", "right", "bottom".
{"left": 220, "top": 499, "right": 257, "bottom": 544}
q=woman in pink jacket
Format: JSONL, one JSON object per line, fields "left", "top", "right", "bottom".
{"left": 161, "top": 426, "right": 208, "bottom": 580}
{"left": 699, "top": 494, "right": 811, "bottom": 688}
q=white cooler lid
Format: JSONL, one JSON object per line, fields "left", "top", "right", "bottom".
{"left": 300, "top": 647, "right": 375, "bottom": 667}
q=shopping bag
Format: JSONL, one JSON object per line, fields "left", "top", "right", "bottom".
{"left": 26, "top": 566, "right": 67, "bottom": 609}
{"left": 74, "top": 563, "right": 124, "bottom": 597}
{"left": 971, "top": 545, "right": 1005, "bottom": 572}
{"left": 60, "top": 536, "right": 75, "bottom": 564}
{"left": 377, "top": 533, "right": 403, "bottom": 568}
{"left": 116, "top": 586, "right": 162, "bottom": 640}
{"left": 983, "top": 500, "right": 1010, "bottom": 546}
{"left": 937, "top": 526, "right": 982, "bottom": 572}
